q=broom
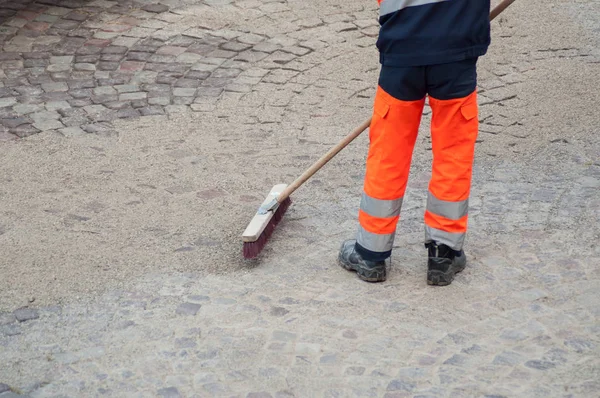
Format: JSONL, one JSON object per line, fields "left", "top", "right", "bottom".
{"left": 242, "top": 0, "right": 517, "bottom": 259}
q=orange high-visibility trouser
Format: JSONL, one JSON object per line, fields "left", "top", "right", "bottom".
{"left": 356, "top": 66, "right": 479, "bottom": 261}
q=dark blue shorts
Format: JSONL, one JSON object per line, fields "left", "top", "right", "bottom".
{"left": 378, "top": 58, "right": 479, "bottom": 101}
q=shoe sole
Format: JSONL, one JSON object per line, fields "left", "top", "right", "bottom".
{"left": 338, "top": 257, "right": 387, "bottom": 283}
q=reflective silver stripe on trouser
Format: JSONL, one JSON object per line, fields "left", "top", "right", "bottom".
{"left": 426, "top": 194, "right": 468, "bottom": 220}
{"left": 425, "top": 193, "right": 469, "bottom": 250}
{"left": 358, "top": 227, "right": 396, "bottom": 253}
{"left": 360, "top": 193, "right": 403, "bottom": 218}
{"left": 425, "top": 227, "right": 465, "bottom": 251}
{"left": 357, "top": 193, "right": 403, "bottom": 253}
{"left": 380, "top": 0, "right": 450, "bottom": 17}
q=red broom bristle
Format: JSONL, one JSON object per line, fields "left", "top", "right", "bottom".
{"left": 243, "top": 197, "right": 292, "bottom": 259}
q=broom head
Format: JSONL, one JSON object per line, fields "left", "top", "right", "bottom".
{"left": 242, "top": 184, "right": 291, "bottom": 259}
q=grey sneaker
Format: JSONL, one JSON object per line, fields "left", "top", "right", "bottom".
{"left": 426, "top": 242, "right": 467, "bottom": 286}
{"left": 338, "top": 240, "right": 387, "bottom": 282}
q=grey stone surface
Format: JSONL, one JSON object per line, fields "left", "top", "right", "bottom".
{"left": 0, "top": 312, "right": 16, "bottom": 325}
{"left": 157, "top": 387, "right": 181, "bottom": 397}
{"left": 0, "top": 393, "right": 26, "bottom": 398}
{"left": 13, "top": 308, "right": 38, "bottom": 323}
{"left": 0, "top": 0, "right": 599, "bottom": 397}
{"left": 176, "top": 302, "right": 201, "bottom": 316}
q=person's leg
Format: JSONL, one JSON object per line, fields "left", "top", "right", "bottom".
{"left": 425, "top": 58, "right": 479, "bottom": 286}
{"left": 339, "top": 65, "right": 426, "bottom": 282}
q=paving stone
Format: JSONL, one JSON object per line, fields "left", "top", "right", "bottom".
{"left": 176, "top": 302, "right": 201, "bottom": 316}
{"left": 50, "top": 55, "right": 74, "bottom": 65}
{"left": 144, "top": 83, "right": 171, "bottom": 93}
{"left": 173, "top": 88, "right": 196, "bottom": 97}
{"left": 221, "top": 41, "right": 252, "bottom": 52}
{"left": 110, "top": 85, "right": 136, "bottom": 94}
{"left": 212, "top": 68, "right": 242, "bottom": 79}
{"left": 82, "top": 122, "right": 117, "bottom": 136}
{"left": 130, "top": 71, "right": 158, "bottom": 84}
{"left": 525, "top": 360, "right": 557, "bottom": 370}
{"left": 490, "top": 351, "right": 521, "bottom": 369}
{"left": 98, "top": 76, "right": 130, "bottom": 86}
{"left": 156, "top": 73, "right": 179, "bottom": 84}
{"left": 98, "top": 61, "right": 120, "bottom": 71}
{"left": 139, "top": 106, "right": 165, "bottom": 116}
{"left": 119, "top": 92, "right": 147, "bottom": 101}
{"left": 225, "top": 84, "right": 252, "bottom": 93}
{"left": 68, "top": 79, "right": 96, "bottom": 89}
{"left": 386, "top": 379, "right": 417, "bottom": 392}
{"left": 13, "top": 308, "right": 39, "bottom": 322}
{"left": 126, "top": 52, "right": 152, "bottom": 62}
{"left": 24, "top": 58, "right": 49, "bottom": 68}
{"left": 59, "top": 126, "right": 86, "bottom": 137}
{"left": 143, "top": 4, "right": 169, "bottom": 13}
{"left": 0, "top": 88, "right": 17, "bottom": 98}
{"left": 61, "top": 114, "right": 90, "bottom": 127}
{"left": 172, "top": 96, "right": 194, "bottom": 105}
{"left": 69, "top": 98, "right": 93, "bottom": 107}
{"left": 33, "top": 119, "right": 64, "bottom": 131}
{"left": 0, "top": 392, "right": 23, "bottom": 398}
{"left": 69, "top": 89, "right": 92, "bottom": 99}
{"left": 172, "top": 52, "right": 201, "bottom": 64}
{"left": 190, "top": 62, "right": 219, "bottom": 73}
{"left": 186, "top": 43, "right": 216, "bottom": 56}
{"left": 0, "top": 323, "right": 21, "bottom": 336}
{"left": 73, "top": 63, "right": 96, "bottom": 71}
{"left": 46, "top": 64, "right": 71, "bottom": 73}
{"left": 145, "top": 63, "right": 187, "bottom": 73}
{"left": 102, "top": 45, "right": 128, "bottom": 55}
{"left": 174, "top": 78, "right": 200, "bottom": 88}
{"left": 31, "top": 111, "right": 61, "bottom": 122}
{"left": 185, "top": 71, "right": 210, "bottom": 80}
{"left": 131, "top": 99, "right": 148, "bottom": 109}
{"left": 45, "top": 101, "right": 71, "bottom": 111}
{"left": 196, "top": 87, "right": 223, "bottom": 98}
{"left": 42, "top": 93, "right": 72, "bottom": 103}
{"left": 207, "top": 49, "right": 237, "bottom": 59}
{"left": 104, "top": 101, "right": 131, "bottom": 110}
{"left": 65, "top": 11, "right": 89, "bottom": 22}
{"left": 156, "top": 46, "right": 187, "bottom": 57}
{"left": 148, "top": 97, "right": 171, "bottom": 106}
{"left": 253, "top": 42, "right": 282, "bottom": 54}
{"left": 236, "top": 50, "right": 269, "bottom": 63}
{"left": 42, "top": 82, "right": 69, "bottom": 92}
{"left": 100, "top": 54, "right": 125, "bottom": 62}
{"left": 238, "top": 33, "right": 265, "bottom": 45}
{"left": 116, "top": 108, "right": 140, "bottom": 118}
{"left": 75, "top": 55, "right": 100, "bottom": 64}
{"left": 157, "top": 387, "right": 181, "bottom": 398}
{"left": 12, "top": 86, "right": 43, "bottom": 96}
{"left": 0, "top": 98, "right": 17, "bottom": 108}
{"left": 93, "top": 86, "right": 117, "bottom": 96}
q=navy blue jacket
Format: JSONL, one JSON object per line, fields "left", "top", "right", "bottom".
{"left": 377, "top": 0, "right": 491, "bottom": 66}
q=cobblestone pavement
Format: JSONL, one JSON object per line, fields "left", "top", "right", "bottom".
{"left": 1, "top": 0, "right": 600, "bottom": 397}
{"left": 0, "top": 0, "right": 382, "bottom": 139}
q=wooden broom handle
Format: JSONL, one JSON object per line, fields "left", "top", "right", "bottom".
{"left": 490, "top": 0, "right": 517, "bottom": 21}
{"left": 277, "top": 0, "right": 517, "bottom": 204}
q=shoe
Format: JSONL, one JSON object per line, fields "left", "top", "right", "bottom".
{"left": 338, "top": 240, "right": 387, "bottom": 282}
{"left": 426, "top": 242, "right": 466, "bottom": 286}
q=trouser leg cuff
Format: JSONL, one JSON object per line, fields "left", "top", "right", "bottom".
{"left": 355, "top": 242, "right": 391, "bottom": 262}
